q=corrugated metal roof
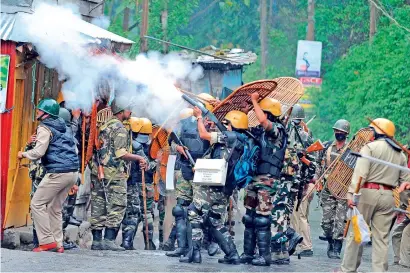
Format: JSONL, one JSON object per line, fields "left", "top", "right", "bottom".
{"left": 0, "top": 11, "right": 134, "bottom": 45}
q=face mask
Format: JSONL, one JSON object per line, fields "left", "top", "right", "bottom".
{"left": 293, "top": 120, "right": 301, "bottom": 125}
{"left": 335, "top": 133, "right": 347, "bottom": 141}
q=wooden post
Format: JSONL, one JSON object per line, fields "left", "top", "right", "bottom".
{"left": 161, "top": 0, "right": 169, "bottom": 53}
{"left": 140, "top": 0, "right": 149, "bottom": 53}
{"left": 369, "top": 0, "right": 377, "bottom": 42}
{"left": 306, "top": 0, "right": 315, "bottom": 41}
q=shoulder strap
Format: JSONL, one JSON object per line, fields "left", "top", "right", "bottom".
{"left": 326, "top": 142, "right": 333, "bottom": 167}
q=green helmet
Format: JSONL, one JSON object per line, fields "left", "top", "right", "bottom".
{"left": 111, "top": 96, "right": 131, "bottom": 115}
{"left": 58, "top": 108, "right": 72, "bottom": 123}
{"left": 37, "top": 98, "right": 60, "bottom": 117}
{"left": 332, "top": 119, "right": 350, "bottom": 134}
{"left": 291, "top": 104, "right": 305, "bottom": 120}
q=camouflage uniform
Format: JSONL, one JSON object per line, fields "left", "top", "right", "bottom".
{"left": 121, "top": 183, "right": 141, "bottom": 249}
{"left": 318, "top": 141, "right": 348, "bottom": 241}
{"left": 155, "top": 179, "right": 167, "bottom": 248}
{"left": 90, "top": 116, "right": 129, "bottom": 232}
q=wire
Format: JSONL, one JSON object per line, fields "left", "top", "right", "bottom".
{"left": 369, "top": 0, "right": 410, "bottom": 34}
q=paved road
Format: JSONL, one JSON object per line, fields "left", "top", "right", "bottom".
{"left": 1, "top": 195, "right": 407, "bottom": 272}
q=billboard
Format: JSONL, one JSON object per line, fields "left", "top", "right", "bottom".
{"left": 0, "top": 55, "right": 11, "bottom": 113}
{"left": 295, "top": 40, "right": 322, "bottom": 78}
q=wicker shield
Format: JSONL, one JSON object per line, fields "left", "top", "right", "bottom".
{"left": 97, "top": 108, "right": 113, "bottom": 127}
{"left": 212, "top": 80, "right": 278, "bottom": 121}
{"left": 150, "top": 125, "right": 170, "bottom": 181}
{"left": 326, "top": 128, "right": 374, "bottom": 199}
{"left": 248, "top": 77, "right": 304, "bottom": 127}
{"left": 393, "top": 188, "right": 400, "bottom": 208}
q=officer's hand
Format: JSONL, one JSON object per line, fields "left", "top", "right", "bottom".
{"left": 176, "top": 145, "right": 188, "bottom": 159}
{"left": 347, "top": 199, "right": 356, "bottom": 209}
{"left": 398, "top": 181, "right": 410, "bottom": 193}
{"left": 140, "top": 161, "right": 147, "bottom": 170}
{"left": 28, "top": 134, "right": 37, "bottom": 144}
{"left": 17, "top": 151, "right": 24, "bottom": 159}
{"left": 193, "top": 106, "right": 202, "bottom": 118}
{"left": 72, "top": 109, "right": 81, "bottom": 119}
{"left": 250, "top": 92, "right": 259, "bottom": 101}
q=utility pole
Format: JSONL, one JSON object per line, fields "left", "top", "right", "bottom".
{"left": 306, "top": 0, "right": 315, "bottom": 41}
{"left": 260, "top": 0, "right": 268, "bottom": 77}
{"left": 369, "top": 0, "right": 378, "bottom": 42}
{"left": 140, "top": 0, "right": 149, "bottom": 53}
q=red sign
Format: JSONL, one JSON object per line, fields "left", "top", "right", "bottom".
{"left": 299, "top": 77, "right": 322, "bottom": 86}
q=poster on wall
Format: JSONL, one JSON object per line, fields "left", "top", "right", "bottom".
{"left": 0, "top": 55, "right": 11, "bottom": 113}
{"left": 295, "top": 40, "right": 322, "bottom": 78}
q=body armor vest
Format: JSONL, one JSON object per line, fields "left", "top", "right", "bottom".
{"left": 130, "top": 139, "right": 154, "bottom": 185}
{"left": 179, "top": 118, "right": 210, "bottom": 180}
{"left": 257, "top": 124, "right": 287, "bottom": 178}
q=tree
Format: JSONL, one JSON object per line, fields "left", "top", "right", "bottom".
{"left": 306, "top": 0, "right": 314, "bottom": 40}
{"left": 260, "top": 0, "right": 268, "bottom": 77}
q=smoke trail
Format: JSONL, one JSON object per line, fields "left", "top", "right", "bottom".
{"left": 21, "top": 2, "right": 203, "bottom": 125}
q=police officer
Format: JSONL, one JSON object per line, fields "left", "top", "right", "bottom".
{"left": 18, "top": 99, "right": 79, "bottom": 252}
{"left": 130, "top": 117, "right": 158, "bottom": 250}
{"left": 318, "top": 119, "right": 350, "bottom": 259}
{"left": 239, "top": 93, "right": 287, "bottom": 267}
{"left": 166, "top": 108, "right": 210, "bottom": 257}
{"left": 90, "top": 99, "right": 146, "bottom": 251}
{"left": 392, "top": 189, "right": 410, "bottom": 268}
{"left": 341, "top": 118, "right": 409, "bottom": 272}
{"left": 180, "top": 109, "right": 247, "bottom": 265}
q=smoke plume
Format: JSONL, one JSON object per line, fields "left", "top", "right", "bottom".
{"left": 21, "top": 2, "right": 203, "bottom": 125}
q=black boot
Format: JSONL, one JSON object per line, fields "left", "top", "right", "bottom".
{"left": 162, "top": 225, "right": 177, "bottom": 251}
{"left": 122, "top": 229, "right": 136, "bottom": 250}
{"left": 68, "top": 216, "right": 82, "bottom": 227}
{"left": 239, "top": 210, "right": 256, "bottom": 264}
{"left": 91, "top": 229, "right": 104, "bottom": 250}
{"left": 217, "top": 236, "right": 241, "bottom": 265}
{"left": 63, "top": 241, "right": 77, "bottom": 250}
{"left": 332, "top": 239, "right": 343, "bottom": 259}
{"left": 104, "top": 228, "right": 125, "bottom": 251}
{"left": 166, "top": 206, "right": 187, "bottom": 256}
{"left": 285, "top": 227, "right": 303, "bottom": 256}
{"left": 251, "top": 215, "right": 271, "bottom": 266}
{"left": 179, "top": 240, "right": 202, "bottom": 263}
{"left": 208, "top": 240, "right": 219, "bottom": 256}
{"left": 327, "top": 238, "right": 334, "bottom": 258}
{"left": 143, "top": 223, "right": 156, "bottom": 250}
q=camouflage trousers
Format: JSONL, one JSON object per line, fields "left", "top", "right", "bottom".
{"left": 271, "top": 178, "right": 294, "bottom": 243}
{"left": 175, "top": 170, "right": 193, "bottom": 203}
{"left": 153, "top": 194, "right": 166, "bottom": 243}
{"left": 122, "top": 183, "right": 141, "bottom": 234}
{"left": 139, "top": 182, "right": 154, "bottom": 236}
{"left": 189, "top": 185, "right": 230, "bottom": 241}
{"left": 90, "top": 174, "right": 127, "bottom": 230}
{"left": 244, "top": 175, "right": 278, "bottom": 216}
{"left": 320, "top": 187, "right": 347, "bottom": 240}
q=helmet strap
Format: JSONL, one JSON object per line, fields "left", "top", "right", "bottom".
{"left": 37, "top": 112, "right": 47, "bottom": 121}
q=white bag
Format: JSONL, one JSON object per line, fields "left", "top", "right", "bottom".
{"left": 350, "top": 207, "right": 371, "bottom": 245}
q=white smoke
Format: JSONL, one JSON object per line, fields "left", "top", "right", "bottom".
{"left": 91, "top": 16, "right": 110, "bottom": 30}
{"left": 21, "top": 2, "right": 203, "bottom": 125}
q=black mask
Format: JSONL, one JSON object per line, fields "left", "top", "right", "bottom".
{"left": 293, "top": 120, "right": 301, "bottom": 125}
{"left": 335, "top": 133, "right": 347, "bottom": 141}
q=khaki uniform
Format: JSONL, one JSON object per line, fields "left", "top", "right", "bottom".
{"left": 24, "top": 127, "right": 78, "bottom": 247}
{"left": 392, "top": 190, "right": 410, "bottom": 268}
{"left": 341, "top": 139, "right": 409, "bottom": 272}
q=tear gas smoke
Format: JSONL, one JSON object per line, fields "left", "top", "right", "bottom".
{"left": 91, "top": 16, "right": 110, "bottom": 30}
{"left": 21, "top": 3, "right": 203, "bottom": 125}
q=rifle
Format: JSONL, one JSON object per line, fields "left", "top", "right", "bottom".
{"left": 96, "top": 149, "right": 109, "bottom": 203}
{"left": 181, "top": 94, "right": 227, "bottom": 133}
{"left": 169, "top": 131, "right": 196, "bottom": 166}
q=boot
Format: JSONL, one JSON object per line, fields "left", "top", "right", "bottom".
{"left": 122, "top": 229, "right": 136, "bottom": 250}
{"left": 285, "top": 227, "right": 303, "bottom": 256}
{"left": 68, "top": 216, "right": 82, "bottom": 227}
{"left": 162, "top": 225, "right": 176, "bottom": 251}
{"left": 251, "top": 215, "right": 271, "bottom": 266}
{"left": 63, "top": 241, "right": 77, "bottom": 250}
{"left": 331, "top": 239, "right": 343, "bottom": 259}
{"left": 208, "top": 241, "right": 219, "bottom": 256}
{"left": 91, "top": 230, "right": 104, "bottom": 250}
{"left": 270, "top": 241, "right": 290, "bottom": 265}
{"left": 103, "top": 228, "right": 125, "bottom": 251}
{"left": 159, "top": 229, "right": 164, "bottom": 250}
{"left": 327, "top": 238, "right": 334, "bottom": 258}
{"left": 166, "top": 216, "right": 187, "bottom": 257}
{"left": 179, "top": 240, "right": 202, "bottom": 263}
{"left": 239, "top": 226, "right": 256, "bottom": 264}
{"left": 217, "top": 236, "right": 241, "bottom": 265}
{"left": 143, "top": 223, "right": 156, "bottom": 250}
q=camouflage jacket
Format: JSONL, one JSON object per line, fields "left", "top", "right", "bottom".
{"left": 96, "top": 117, "right": 130, "bottom": 181}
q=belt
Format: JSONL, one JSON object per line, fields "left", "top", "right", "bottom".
{"left": 362, "top": 182, "right": 393, "bottom": 191}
